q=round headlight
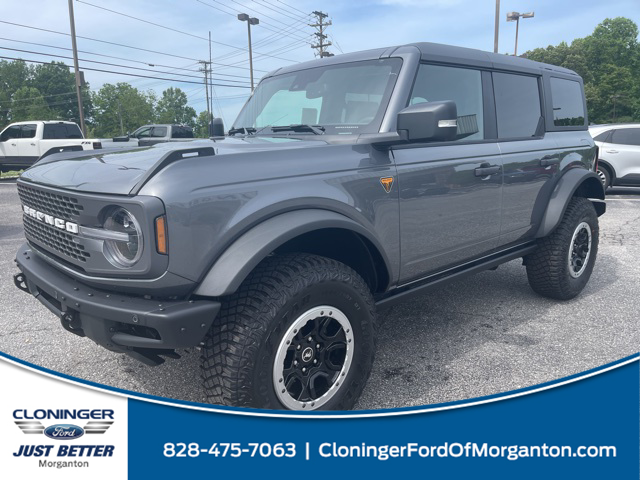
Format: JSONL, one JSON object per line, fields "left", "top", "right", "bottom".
{"left": 103, "top": 207, "right": 143, "bottom": 268}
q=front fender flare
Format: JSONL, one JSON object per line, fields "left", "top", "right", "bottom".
{"left": 194, "top": 209, "right": 391, "bottom": 297}
{"left": 536, "top": 169, "right": 605, "bottom": 238}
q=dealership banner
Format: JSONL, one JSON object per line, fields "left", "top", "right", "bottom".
{"left": 1, "top": 352, "right": 638, "bottom": 479}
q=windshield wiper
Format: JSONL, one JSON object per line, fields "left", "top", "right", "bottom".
{"left": 270, "top": 124, "right": 325, "bottom": 135}
{"left": 228, "top": 127, "right": 256, "bottom": 136}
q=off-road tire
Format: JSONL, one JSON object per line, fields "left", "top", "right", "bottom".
{"left": 525, "top": 197, "right": 599, "bottom": 300}
{"left": 201, "top": 253, "right": 377, "bottom": 410}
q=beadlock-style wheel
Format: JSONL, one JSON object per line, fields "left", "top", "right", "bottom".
{"left": 273, "top": 306, "right": 354, "bottom": 410}
{"left": 568, "top": 222, "right": 592, "bottom": 278}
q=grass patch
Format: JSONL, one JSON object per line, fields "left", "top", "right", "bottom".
{"left": 0, "top": 170, "right": 23, "bottom": 179}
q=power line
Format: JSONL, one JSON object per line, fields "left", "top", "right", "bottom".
{"left": 0, "top": 46, "right": 252, "bottom": 85}
{"left": 0, "top": 20, "right": 269, "bottom": 73}
{"left": 259, "top": 0, "right": 311, "bottom": 22}
{"left": 0, "top": 55, "right": 252, "bottom": 88}
{"left": 0, "top": 37, "right": 253, "bottom": 80}
{"left": 275, "top": 0, "right": 312, "bottom": 18}
{"left": 76, "top": 0, "right": 301, "bottom": 63}
{"left": 195, "top": 0, "right": 311, "bottom": 49}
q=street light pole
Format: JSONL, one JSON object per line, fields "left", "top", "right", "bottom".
{"left": 494, "top": 0, "right": 500, "bottom": 53}
{"left": 238, "top": 14, "right": 259, "bottom": 92}
{"left": 68, "top": 0, "right": 86, "bottom": 136}
{"left": 506, "top": 11, "right": 534, "bottom": 56}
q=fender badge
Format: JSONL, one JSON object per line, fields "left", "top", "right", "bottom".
{"left": 380, "top": 177, "right": 394, "bottom": 193}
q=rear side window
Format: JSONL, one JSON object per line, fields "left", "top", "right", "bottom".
{"left": 43, "top": 124, "right": 83, "bottom": 139}
{"left": 171, "top": 127, "right": 194, "bottom": 138}
{"left": 409, "top": 64, "right": 484, "bottom": 141}
{"left": 151, "top": 127, "right": 167, "bottom": 138}
{"left": 21, "top": 124, "right": 37, "bottom": 138}
{"left": 610, "top": 128, "right": 640, "bottom": 146}
{"left": 493, "top": 73, "right": 541, "bottom": 139}
{"left": 550, "top": 78, "right": 585, "bottom": 127}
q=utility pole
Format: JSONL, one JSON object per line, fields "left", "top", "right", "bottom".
{"left": 67, "top": 0, "right": 86, "bottom": 136}
{"left": 209, "top": 31, "right": 214, "bottom": 127}
{"left": 310, "top": 11, "right": 333, "bottom": 58}
{"left": 199, "top": 60, "right": 212, "bottom": 128}
{"left": 493, "top": 0, "right": 500, "bottom": 53}
{"left": 117, "top": 100, "right": 124, "bottom": 135}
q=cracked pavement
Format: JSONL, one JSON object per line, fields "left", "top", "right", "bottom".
{"left": 0, "top": 181, "right": 638, "bottom": 409}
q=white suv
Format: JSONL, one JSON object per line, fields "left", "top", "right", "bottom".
{"left": 590, "top": 124, "right": 640, "bottom": 189}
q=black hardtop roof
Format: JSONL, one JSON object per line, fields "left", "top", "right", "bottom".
{"left": 268, "top": 41, "right": 578, "bottom": 78}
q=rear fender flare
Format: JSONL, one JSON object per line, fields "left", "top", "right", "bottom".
{"left": 536, "top": 169, "right": 605, "bottom": 238}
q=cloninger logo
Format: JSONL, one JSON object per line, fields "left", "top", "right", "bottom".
{"left": 14, "top": 409, "right": 114, "bottom": 440}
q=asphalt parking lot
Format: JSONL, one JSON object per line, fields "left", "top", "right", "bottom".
{"left": 0, "top": 178, "right": 638, "bottom": 409}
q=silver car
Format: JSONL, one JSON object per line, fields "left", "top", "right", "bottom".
{"left": 590, "top": 124, "right": 640, "bottom": 188}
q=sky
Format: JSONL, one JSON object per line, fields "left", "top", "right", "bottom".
{"left": 1, "top": 0, "right": 639, "bottom": 126}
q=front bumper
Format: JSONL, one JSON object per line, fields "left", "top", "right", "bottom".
{"left": 14, "top": 243, "right": 220, "bottom": 365}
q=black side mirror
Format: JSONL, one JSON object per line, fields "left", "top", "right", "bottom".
{"left": 210, "top": 117, "right": 225, "bottom": 137}
{"left": 397, "top": 100, "right": 458, "bottom": 143}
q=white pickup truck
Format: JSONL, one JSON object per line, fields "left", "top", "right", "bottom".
{"left": 0, "top": 121, "right": 102, "bottom": 172}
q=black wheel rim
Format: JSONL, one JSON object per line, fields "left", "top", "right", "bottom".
{"left": 274, "top": 306, "right": 354, "bottom": 410}
{"left": 568, "top": 222, "right": 592, "bottom": 278}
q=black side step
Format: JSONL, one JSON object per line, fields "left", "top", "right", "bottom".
{"left": 376, "top": 243, "right": 536, "bottom": 308}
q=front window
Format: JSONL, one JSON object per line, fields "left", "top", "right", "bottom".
{"left": 233, "top": 58, "right": 402, "bottom": 135}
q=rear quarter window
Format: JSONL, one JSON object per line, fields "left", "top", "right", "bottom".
{"left": 550, "top": 78, "right": 585, "bottom": 127}
{"left": 43, "top": 124, "right": 83, "bottom": 139}
{"left": 591, "top": 130, "right": 612, "bottom": 142}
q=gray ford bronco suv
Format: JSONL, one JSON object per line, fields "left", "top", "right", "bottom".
{"left": 13, "top": 42, "right": 605, "bottom": 411}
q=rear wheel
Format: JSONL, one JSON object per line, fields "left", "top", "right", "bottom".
{"left": 201, "top": 253, "right": 377, "bottom": 410}
{"left": 525, "top": 197, "right": 599, "bottom": 300}
{"left": 596, "top": 164, "right": 611, "bottom": 189}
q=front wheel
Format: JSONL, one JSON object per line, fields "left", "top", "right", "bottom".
{"left": 525, "top": 197, "right": 599, "bottom": 300}
{"left": 201, "top": 253, "right": 377, "bottom": 410}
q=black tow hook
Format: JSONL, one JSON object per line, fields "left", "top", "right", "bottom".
{"left": 13, "top": 273, "right": 29, "bottom": 293}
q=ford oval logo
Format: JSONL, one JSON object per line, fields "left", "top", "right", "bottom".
{"left": 43, "top": 424, "right": 84, "bottom": 440}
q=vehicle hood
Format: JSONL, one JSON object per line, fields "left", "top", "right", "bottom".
{"left": 19, "top": 137, "right": 329, "bottom": 195}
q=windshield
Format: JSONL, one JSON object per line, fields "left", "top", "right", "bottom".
{"left": 233, "top": 58, "right": 402, "bottom": 135}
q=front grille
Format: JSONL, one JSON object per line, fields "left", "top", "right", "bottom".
{"left": 23, "top": 215, "right": 90, "bottom": 262}
{"left": 17, "top": 183, "right": 83, "bottom": 221}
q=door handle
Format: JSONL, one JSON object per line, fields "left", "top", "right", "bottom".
{"left": 30, "top": 143, "right": 36, "bottom": 146}
{"left": 540, "top": 155, "right": 560, "bottom": 167}
{"left": 605, "top": 149, "right": 618, "bottom": 154}
{"left": 474, "top": 164, "right": 501, "bottom": 177}
{"left": 11, "top": 143, "right": 16, "bottom": 146}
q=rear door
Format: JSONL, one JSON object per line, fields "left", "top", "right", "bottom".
{"left": 393, "top": 63, "right": 503, "bottom": 283}
{"left": 493, "top": 72, "right": 561, "bottom": 245}
{"left": 605, "top": 128, "right": 640, "bottom": 185}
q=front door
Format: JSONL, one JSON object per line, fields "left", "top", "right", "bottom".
{"left": 393, "top": 63, "right": 502, "bottom": 284}
{"left": 0, "top": 125, "right": 22, "bottom": 170}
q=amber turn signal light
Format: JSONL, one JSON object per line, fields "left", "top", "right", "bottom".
{"left": 155, "top": 216, "right": 168, "bottom": 254}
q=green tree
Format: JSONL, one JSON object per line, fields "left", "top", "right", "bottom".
{"left": 30, "top": 61, "right": 93, "bottom": 124}
{"left": 155, "top": 87, "right": 196, "bottom": 126}
{"left": 194, "top": 110, "right": 212, "bottom": 137}
{"left": 10, "top": 87, "right": 53, "bottom": 122}
{"left": 0, "top": 60, "right": 30, "bottom": 127}
{"left": 525, "top": 17, "right": 640, "bottom": 124}
{"left": 93, "top": 83, "right": 156, "bottom": 137}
